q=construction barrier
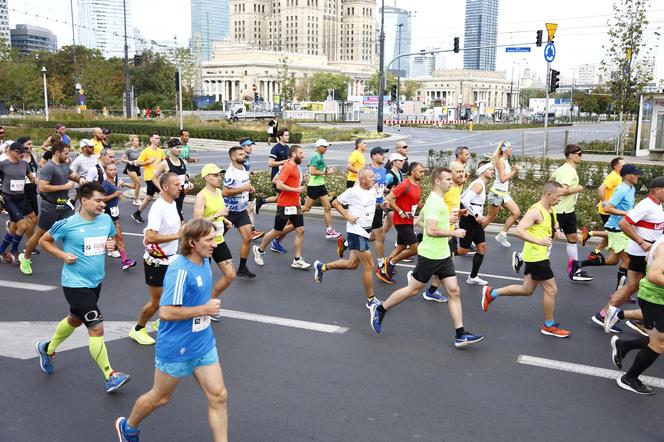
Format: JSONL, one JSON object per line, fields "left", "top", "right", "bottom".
{"left": 384, "top": 120, "right": 464, "bottom": 126}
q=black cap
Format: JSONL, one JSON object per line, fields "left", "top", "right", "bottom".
{"left": 650, "top": 176, "right": 664, "bottom": 189}
{"left": 167, "top": 137, "right": 182, "bottom": 148}
{"left": 8, "top": 141, "right": 24, "bottom": 153}
{"left": 370, "top": 146, "right": 389, "bottom": 156}
{"left": 620, "top": 164, "right": 642, "bottom": 177}
{"left": 102, "top": 128, "right": 111, "bottom": 135}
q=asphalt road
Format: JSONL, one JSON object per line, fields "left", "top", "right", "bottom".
{"left": 1, "top": 196, "right": 662, "bottom": 441}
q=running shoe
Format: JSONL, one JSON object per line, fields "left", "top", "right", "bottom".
{"left": 29, "top": 249, "right": 39, "bottom": 256}
{"left": 454, "top": 332, "right": 485, "bottom": 348}
{"left": 617, "top": 375, "right": 654, "bottom": 395}
{"left": 466, "top": 275, "right": 488, "bottom": 286}
{"left": 105, "top": 371, "right": 131, "bottom": 393}
{"left": 291, "top": 258, "right": 311, "bottom": 270}
{"left": 626, "top": 294, "right": 637, "bottom": 304}
{"left": 150, "top": 319, "right": 160, "bottom": 332}
{"left": 375, "top": 266, "right": 395, "bottom": 284}
{"left": 255, "top": 197, "right": 265, "bottom": 214}
{"left": 469, "top": 244, "right": 478, "bottom": 253}
{"left": 587, "top": 250, "right": 605, "bottom": 264}
{"left": 252, "top": 245, "right": 264, "bottom": 266}
{"left": 0, "top": 251, "right": 15, "bottom": 264}
{"left": 604, "top": 305, "right": 622, "bottom": 334}
{"left": 237, "top": 267, "right": 256, "bottom": 279}
{"left": 325, "top": 228, "right": 341, "bottom": 239}
{"left": 35, "top": 341, "right": 54, "bottom": 374}
{"left": 128, "top": 327, "right": 155, "bottom": 345}
{"left": 18, "top": 252, "right": 32, "bottom": 275}
{"left": 115, "top": 417, "right": 140, "bottom": 442}
{"left": 251, "top": 230, "right": 265, "bottom": 241}
{"left": 626, "top": 320, "right": 648, "bottom": 337}
{"left": 336, "top": 237, "right": 347, "bottom": 258}
{"left": 366, "top": 297, "right": 380, "bottom": 310}
{"left": 569, "top": 261, "right": 593, "bottom": 282}
{"left": 107, "top": 250, "right": 121, "bottom": 258}
{"left": 610, "top": 336, "right": 624, "bottom": 369}
{"left": 511, "top": 251, "right": 523, "bottom": 274}
{"left": 384, "top": 260, "right": 396, "bottom": 278}
{"left": 270, "top": 239, "right": 288, "bottom": 254}
{"left": 132, "top": 199, "right": 141, "bottom": 206}
{"left": 580, "top": 226, "right": 590, "bottom": 246}
{"left": 481, "top": 286, "right": 494, "bottom": 312}
{"left": 591, "top": 313, "right": 621, "bottom": 333}
{"left": 122, "top": 259, "right": 137, "bottom": 271}
{"left": 313, "top": 260, "right": 324, "bottom": 284}
{"left": 495, "top": 232, "right": 511, "bottom": 248}
{"left": 369, "top": 302, "right": 384, "bottom": 334}
{"left": 401, "top": 257, "right": 414, "bottom": 263}
{"left": 540, "top": 323, "right": 571, "bottom": 338}
{"left": 422, "top": 289, "right": 448, "bottom": 303}
{"left": 131, "top": 211, "right": 144, "bottom": 224}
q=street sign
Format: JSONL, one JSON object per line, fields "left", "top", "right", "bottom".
{"left": 252, "top": 84, "right": 257, "bottom": 91}
{"left": 506, "top": 47, "right": 531, "bottom": 53}
{"left": 544, "top": 42, "right": 556, "bottom": 62}
{"left": 545, "top": 23, "right": 558, "bottom": 41}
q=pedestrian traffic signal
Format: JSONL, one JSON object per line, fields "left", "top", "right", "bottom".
{"left": 453, "top": 37, "right": 460, "bottom": 53}
{"left": 549, "top": 69, "right": 560, "bottom": 94}
{"left": 536, "top": 30, "right": 543, "bottom": 47}
{"left": 390, "top": 84, "right": 397, "bottom": 101}
{"left": 175, "top": 71, "right": 180, "bottom": 92}
{"left": 134, "top": 54, "right": 142, "bottom": 66}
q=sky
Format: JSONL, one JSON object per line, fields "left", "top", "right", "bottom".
{"left": 8, "top": 0, "right": 664, "bottom": 83}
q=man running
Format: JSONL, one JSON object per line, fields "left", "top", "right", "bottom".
{"left": 253, "top": 145, "right": 310, "bottom": 270}
{"left": 129, "top": 172, "right": 182, "bottom": 345}
{"left": 115, "top": 219, "right": 228, "bottom": 441}
{"left": 481, "top": 181, "right": 572, "bottom": 338}
{"left": 302, "top": 139, "right": 340, "bottom": 239}
{"left": 313, "top": 167, "right": 380, "bottom": 309}
{"left": 346, "top": 138, "right": 367, "bottom": 188}
{"left": 222, "top": 147, "right": 258, "bottom": 279}
{"left": 451, "top": 145, "right": 470, "bottom": 176}
{"left": 369, "top": 167, "right": 484, "bottom": 348}
{"left": 239, "top": 137, "right": 263, "bottom": 240}
{"left": 70, "top": 139, "right": 98, "bottom": 181}
{"left": 151, "top": 137, "right": 191, "bottom": 221}
{"left": 380, "top": 152, "right": 406, "bottom": 238}
{"left": 178, "top": 129, "right": 198, "bottom": 163}
{"left": 392, "top": 140, "right": 409, "bottom": 174}
{"left": 35, "top": 182, "right": 131, "bottom": 393}
{"left": 256, "top": 128, "right": 290, "bottom": 212}
{"left": 91, "top": 127, "right": 104, "bottom": 155}
{"left": 131, "top": 133, "right": 166, "bottom": 224}
{"left": 100, "top": 162, "right": 137, "bottom": 271}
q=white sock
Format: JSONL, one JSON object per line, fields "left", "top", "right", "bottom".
{"left": 377, "top": 257, "right": 385, "bottom": 268}
{"left": 566, "top": 243, "right": 578, "bottom": 261}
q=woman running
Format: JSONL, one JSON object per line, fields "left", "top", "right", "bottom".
{"left": 101, "top": 162, "right": 137, "bottom": 270}
{"left": 121, "top": 135, "right": 143, "bottom": 205}
{"left": 483, "top": 141, "right": 521, "bottom": 248}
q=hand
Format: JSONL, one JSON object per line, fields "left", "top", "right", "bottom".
{"left": 215, "top": 208, "right": 229, "bottom": 218}
{"left": 245, "top": 184, "right": 255, "bottom": 193}
{"left": 513, "top": 163, "right": 521, "bottom": 172}
{"left": 575, "top": 185, "right": 584, "bottom": 193}
{"left": 346, "top": 214, "right": 359, "bottom": 224}
{"left": 326, "top": 167, "right": 336, "bottom": 174}
{"left": 224, "top": 221, "right": 233, "bottom": 230}
{"left": 641, "top": 241, "right": 652, "bottom": 252}
{"left": 539, "top": 237, "right": 553, "bottom": 247}
{"left": 453, "top": 229, "right": 467, "bottom": 238}
{"left": 204, "top": 299, "right": 222, "bottom": 317}
{"left": 449, "top": 211, "right": 460, "bottom": 225}
{"left": 399, "top": 211, "right": 407, "bottom": 219}
{"left": 61, "top": 252, "right": 77, "bottom": 264}
{"left": 555, "top": 228, "right": 566, "bottom": 240}
{"left": 475, "top": 215, "right": 484, "bottom": 224}
{"left": 459, "top": 209, "right": 468, "bottom": 217}
{"left": 105, "top": 238, "right": 117, "bottom": 253}
{"left": 298, "top": 186, "right": 306, "bottom": 193}
{"left": 65, "top": 181, "right": 76, "bottom": 190}
{"left": 380, "top": 202, "right": 389, "bottom": 210}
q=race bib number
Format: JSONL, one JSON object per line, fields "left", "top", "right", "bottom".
{"left": 213, "top": 221, "right": 225, "bottom": 235}
{"left": 10, "top": 180, "right": 25, "bottom": 192}
{"left": 192, "top": 315, "right": 211, "bottom": 332}
{"left": 178, "top": 174, "right": 186, "bottom": 186}
{"left": 84, "top": 236, "right": 107, "bottom": 256}
{"left": 284, "top": 206, "right": 297, "bottom": 215}
{"left": 411, "top": 204, "right": 418, "bottom": 216}
{"left": 110, "top": 206, "right": 120, "bottom": 217}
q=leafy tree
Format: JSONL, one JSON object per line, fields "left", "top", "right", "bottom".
{"left": 309, "top": 72, "right": 351, "bottom": 101}
{"left": 80, "top": 57, "right": 124, "bottom": 109}
{"left": 276, "top": 57, "right": 295, "bottom": 106}
{"left": 294, "top": 76, "right": 313, "bottom": 101}
{"left": 170, "top": 47, "right": 196, "bottom": 109}
{"left": 364, "top": 72, "right": 397, "bottom": 96}
{"left": 130, "top": 50, "right": 177, "bottom": 108}
{"left": 401, "top": 80, "right": 421, "bottom": 100}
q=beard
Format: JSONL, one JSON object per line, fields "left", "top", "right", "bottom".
{"left": 294, "top": 156, "right": 302, "bottom": 165}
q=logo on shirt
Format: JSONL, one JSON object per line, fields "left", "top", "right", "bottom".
{"left": 196, "top": 275, "right": 203, "bottom": 287}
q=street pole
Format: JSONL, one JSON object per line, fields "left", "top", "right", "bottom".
{"left": 509, "top": 62, "right": 514, "bottom": 119}
{"left": 178, "top": 66, "right": 184, "bottom": 130}
{"left": 122, "top": 0, "right": 132, "bottom": 118}
{"left": 41, "top": 67, "right": 49, "bottom": 122}
{"left": 396, "top": 23, "right": 402, "bottom": 131}
{"left": 376, "top": 0, "right": 385, "bottom": 133}
{"left": 544, "top": 62, "right": 550, "bottom": 157}
{"left": 70, "top": 0, "right": 80, "bottom": 112}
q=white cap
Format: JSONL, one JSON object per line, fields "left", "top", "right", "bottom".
{"left": 315, "top": 138, "right": 330, "bottom": 148}
{"left": 80, "top": 138, "right": 94, "bottom": 148}
{"left": 389, "top": 153, "right": 406, "bottom": 162}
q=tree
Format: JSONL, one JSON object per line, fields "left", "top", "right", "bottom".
{"left": 130, "top": 50, "right": 177, "bottom": 109}
{"left": 80, "top": 57, "right": 124, "bottom": 109}
{"left": 170, "top": 47, "right": 197, "bottom": 109}
{"left": 294, "top": 76, "right": 313, "bottom": 101}
{"left": 309, "top": 72, "right": 351, "bottom": 101}
{"left": 401, "top": 80, "right": 421, "bottom": 100}
{"left": 364, "top": 72, "right": 397, "bottom": 96}
{"left": 276, "top": 57, "right": 295, "bottom": 106}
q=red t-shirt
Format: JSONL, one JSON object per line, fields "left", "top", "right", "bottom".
{"left": 391, "top": 179, "right": 421, "bottom": 225}
{"left": 276, "top": 161, "right": 302, "bottom": 207}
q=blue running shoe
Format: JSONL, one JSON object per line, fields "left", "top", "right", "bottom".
{"left": 369, "top": 302, "right": 384, "bottom": 334}
{"left": 35, "top": 341, "right": 54, "bottom": 374}
{"left": 385, "top": 260, "right": 396, "bottom": 277}
{"left": 366, "top": 297, "right": 380, "bottom": 310}
{"left": 454, "top": 331, "right": 485, "bottom": 348}
{"left": 313, "top": 260, "right": 324, "bottom": 285}
{"left": 115, "top": 417, "right": 140, "bottom": 442}
{"left": 106, "top": 371, "right": 131, "bottom": 393}
{"left": 591, "top": 313, "right": 622, "bottom": 333}
{"left": 270, "top": 239, "right": 288, "bottom": 254}
{"left": 422, "top": 289, "right": 448, "bottom": 303}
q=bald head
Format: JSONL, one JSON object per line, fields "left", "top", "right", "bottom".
{"left": 449, "top": 162, "right": 465, "bottom": 185}
{"left": 358, "top": 166, "right": 376, "bottom": 190}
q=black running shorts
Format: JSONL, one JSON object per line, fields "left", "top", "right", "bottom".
{"left": 395, "top": 224, "right": 418, "bottom": 246}
{"left": 144, "top": 260, "right": 168, "bottom": 287}
{"left": 459, "top": 215, "right": 486, "bottom": 249}
{"left": 627, "top": 253, "right": 647, "bottom": 274}
{"left": 63, "top": 285, "right": 103, "bottom": 328}
{"left": 557, "top": 212, "right": 577, "bottom": 235}
{"left": 638, "top": 298, "right": 664, "bottom": 333}
{"left": 212, "top": 242, "right": 233, "bottom": 263}
{"left": 226, "top": 210, "right": 252, "bottom": 228}
{"left": 524, "top": 259, "right": 554, "bottom": 281}
{"left": 306, "top": 185, "right": 328, "bottom": 200}
{"left": 412, "top": 255, "right": 456, "bottom": 283}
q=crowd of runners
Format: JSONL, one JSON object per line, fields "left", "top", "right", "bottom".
{"left": 1, "top": 123, "right": 663, "bottom": 441}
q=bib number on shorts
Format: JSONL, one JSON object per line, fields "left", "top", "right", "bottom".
{"left": 10, "top": 180, "right": 25, "bottom": 192}
{"left": 84, "top": 236, "right": 107, "bottom": 256}
{"left": 284, "top": 206, "right": 297, "bottom": 215}
{"left": 110, "top": 206, "right": 120, "bottom": 217}
{"left": 192, "top": 315, "right": 211, "bottom": 332}
{"left": 213, "top": 221, "right": 225, "bottom": 235}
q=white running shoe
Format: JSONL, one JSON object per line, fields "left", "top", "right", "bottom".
{"left": 107, "top": 250, "right": 121, "bottom": 258}
{"left": 132, "top": 200, "right": 141, "bottom": 206}
{"left": 253, "top": 245, "right": 264, "bottom": 266}
{"left": 325, "top": 228, "right": 341, "bottom": 239}
{"left": 291, "top": 258, "right": 311, "bottom": 270}
{"left": 466, "top": 275, "right": 488, "bottom": 286}
{"left": 495, "top": 232, "right": 511, "bottom": 248}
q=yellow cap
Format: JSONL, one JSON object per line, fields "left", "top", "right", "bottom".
{"left": 201, "top": 163, "right": 223, "bottom": 178}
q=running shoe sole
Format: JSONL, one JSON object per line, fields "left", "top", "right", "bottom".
{"left": 626, "top": 320, "right": 649, "bottom": 337}
{"left": 604, "top": 306, "right": 621, "bottom": 334}
{"left": 253, "top": 246, "right": 264, "bottom": 266}
{"left": 422, "top": 291, "right": 447, "bottom": 303}
{"left": 375, "top": 268, "right": 395, "bottom": 284}
{"left": 616, "top": 376, "right": 654, "bottom": 395}
{"left": 454, "top": 335, "right": 485, "bottom": 348}
{"left": 313, "top": 260, "right": 323, "bottom": 284}
{"left": 610, "top": 336, "right": 623, "bottom": 369}
{"left": 540, "top": 328, "right": 571, "bottom": 338}
{"left": 511, "top": 251, "right": 521, "bottom": 274}
{"left": 466, "top": 277, "right": 488, "bottom": 286}
{"left": 580, "top": 226, "right": 590, "bottom": 246}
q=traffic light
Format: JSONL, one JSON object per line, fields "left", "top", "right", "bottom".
{"left": 536, "top": 30, "right": 543, "bottom": 47}
{"left": 175, "top": 71, "right": 180, "bottom": 92}
{"left": 549, "top": 69, "right": 560, "bottom": 94}
{"left": 453, "top": 37, "right": 460, "bottom": 53}
{"left": 390, "top": 84, "right": 397, "bottom": 101}
{"left": 134, "top": 54, "right": 142, "bottom": 65}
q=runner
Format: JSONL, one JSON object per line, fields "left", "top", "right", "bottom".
{"left": 483, "top": 141, "right": 520, "bottom": 248}
{"left": 378, "top": 162, "right": 425, "bottom": 284}
{"left": 450, "top": 145, "right": 470, "bottom": 177}
{"left": 121, "top": 135, "right": 143, "bottom": 205}
{"left": 129, "top": 172, "right": 182, "bottom": 345}
{"left": 253, "top": 145, "right": 311, "bottom": 270}
{"left": 152, "top": 137, "right": 191, "bottom": 221}
{"left": 100, "top": 162, "right": 137, "bottom": 271}
{"left": 481, "top": 181, "right": 572, "bottom": 338}
{"left": 346, "top": 138, "right": 368, "bottom": 188}
{"left": 35, "top": 182, "right": 131, "bottom": 393}
{"left": 302, "top": 139, "right": 340, "bottom": 239}
{"left": 313, "top": 166, "right": 379, "bottom": 309}
{"left": 610, "top": 233, "right": 664, "bottom": 395}
{"left": 222, "top": 148, "right": 258, "bottom": 279}
{"left": 101, "top": 128, "right": 112, "bottom": 150}
{"left": 42, "top": 123, "right": 71, "bottom": 147}
{"left": 86, "top": 146, "right": 116, "bottom": 184}
{"left": 392, "top": 140, "right": 409, "bottom": 174}
{"left": 178, "top": 129, "right": 199, "bottom": 163}
{"left": 239, "top": 137, "right": 264, "bottom": 240}
{"left": 115, "top": 219, "right": 228, "bottom": 441}
{"left": 18, "top": 136, "right": 39, "bottom": 246}
{"left": 91, "top": 127, "right": 104, "bottom": 155}
{"left": 369, "top": 167, "right": 484, "bottom": 348}
{"left": 367, "top": 147, "right": 389, "bottom": 271}
{"left": 19, "top": 142, "right": 82, "bottom": 275}
{"left": 69, "top": 138, "right": 98, "bottom": 182}
{"left": 380, "top": 152, "right": 406, "bottom": 239}
{"left": 256, "top": 128, "right": 290, "bottom": 211}
{"left": 580, "top": 157, "right": 624, "bottom": 260}
{"left": 131, "top": 133, "right": 166, "bottom": 224}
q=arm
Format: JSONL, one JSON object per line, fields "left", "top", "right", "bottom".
{"left": 346, "top": 157, "right": 359, "bottom": 174}
{"left": 308, "top": 165, "right": 328, "bottom": 176}
{"left": 603, "top": 203, "right": 628, "bottom": 217}
{"left": 386, "top": 192, "right": 403, "bottom": 215}
{"left": 38, "top": 178, "right": 76, "bottom": 193}
{"left": 425, "top": 217, "right": 464, "bottom": 238}
{"left": 597, "top": 183, "right": 607, "bottom": 201}
{"left": 151, "top": 161, "right": 167, "bottom": 192}
{"left": 619, "top": 218, "right": 651, "bottom": 252}
{"left": 267, "top": 158, "right": 287, "bottom": 168}
{"left": 144, "top": 228, "right": 181, "bottom": 245}
{"left": 39, "top": 232, "right": 76, "bottom": 264}
{"left": 646, "top": 245, "right": 664, "bottom": 286}
{"left": 331, "top": 198, "right": 359, "bottom": 224}
{"left": 160, "top": 301, "right": 221, "bottom": 321}
{"left": 120, "top": 152, "right": 131, "bottom": 164}
{"left": 460, "top": 182, "right": 483, "bottom": 219}
{"left": 274, "top": 177, "right": 301, "bottom": 193}
{"left": 515, "top": 208, "right": 551, "bottom": 246}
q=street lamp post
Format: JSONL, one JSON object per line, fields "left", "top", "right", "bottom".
{"left": 41, "top": 67, "right": 49, "bottom": 122}
{"left": 122, "top": 0, "right": 132, "bottom": 118}
{"left": 376, "top": 0, "right": 385, "bottom": 133}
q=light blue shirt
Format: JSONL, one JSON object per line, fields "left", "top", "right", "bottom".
{"left": 605, "top": 181, "right": 635, "bottom": 230}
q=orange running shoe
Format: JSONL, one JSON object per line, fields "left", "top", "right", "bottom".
{"left": 540, "top": 323, "right": 571, "bottom": 338}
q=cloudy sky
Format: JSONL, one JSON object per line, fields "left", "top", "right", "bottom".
{"left": 9, "top": 0, "right": 664, "bottom": 82}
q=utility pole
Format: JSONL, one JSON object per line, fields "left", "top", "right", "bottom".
{"left": 70, "top": 0, "right": 80, "bottom": 111}
{"left": 396, "top": 22, "right": 402, "bottom": 129}
{"left": 377, "top": 0, "right": 385, "bottom": 133}
{"left": 122, "top": 0, "right": 132, "bottom": 118}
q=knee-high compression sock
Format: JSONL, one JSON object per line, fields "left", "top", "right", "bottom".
{"left": 566, "top": 243, "right": 578, "bottom": 261}
{"left": 626, "top": 346, "right": 660, "bottom": 380}
{"left": 10, "top": 234, "right": 22, "bottom": 253}
{"left": 616, "top": 267, "right": 628, "bottom": 290}
{"left": 621, "top": 336, "right": 650, "bottom": 355}
{"left": 0, "top": 232, "right": 12, "bottom": 253}
{"left": 89, "top": 336, "right": 114, "bottom": 380}
{"left": 47, "top": 318, "right": 77, "bottom": 355}
{"left": 578, "top": 257, "right": 605, "bottom": 268}
{"left": 470, "top": 253, "right": 484, "bottom": 278}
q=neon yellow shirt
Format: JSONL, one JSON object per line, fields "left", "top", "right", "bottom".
{"left": 199, "top": 188, "right": 226, "bottom": 245}
{"left": 551, "top": 162, "right": 578, "bottom": 214}
{"left": 346, "top": 150, "right": 365, "bottom": 182}
{"left": 138, "top": 147, "right": 166, "bottom": 181}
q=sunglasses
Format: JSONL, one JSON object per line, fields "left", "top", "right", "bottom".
{"left": 574, "top": 151, "right": 583, "bottom": 156}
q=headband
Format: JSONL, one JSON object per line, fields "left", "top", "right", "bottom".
{"left": 500, "top": 142, "right": 511, "bottom": 152}
{"left": 477, "top": 163, "right": 494, "bottom": 175}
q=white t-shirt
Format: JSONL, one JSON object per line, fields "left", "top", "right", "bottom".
{"left": 336, "top": 185, "right": 377, "bottom": 238}
{"left": 223, "top": 164, "right": 250, "bottom": 212}
{"left": 491, "top": 157, "right": 511, "bottom": 193}
{"left": 624, "top": 195, "right": 664, "bottom": 256}
{"left": 145, "top": 197, "right": 180, "bottom": 258}
{"left": 70, "top": 154, "right": 99, "bottom": 179}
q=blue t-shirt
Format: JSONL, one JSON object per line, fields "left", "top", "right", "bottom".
{"left": 101, "top": 180, "right": 119, "bottom": 209}
{"left": 62, "top": 134, "right": 71, "bottom": 146}
{"left": 371, "top": 165, "right": 387, "bottom": 204}
{"left": 243, "top": 153, "right": 251, "bottom": 172}
{"left": 605, "top": 182, "right": 636, "bottom": 230}
{"left": 49, "top": 213, "right": 116, "bottom": 288}
{"left": 269, "top": 143, "right": 289, "bottom": 178}
{"left": 156, "top": 255, "right": 216, "bottom": 362}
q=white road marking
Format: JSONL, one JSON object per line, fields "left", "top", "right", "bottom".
{"left": 123, "top": 232, "right": 144, "bottom": 237}
{"left": 0, "top": 280, "right": 57, "bottom": 291}
{"left": 220, "top": 309, "right": 349, "bottom": 334}
{"left": 395, "top": 263, "right": 523, "bottom": 282}
{"left": 517, "top": 354, "right": 664, "bottom": 389}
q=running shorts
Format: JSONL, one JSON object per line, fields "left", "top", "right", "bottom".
{"left": 557, "top": 212, "right": 577, "bottom": 235}
{"left": 156, "top": 346, "right": 219, "bottom": 378}
{"left": 347, "top": 232, "right": 370, "bottom": 251}
{"left": 487, "top": 190, "right": 513, "bottom": 206}
{"left": 459, "top": 215, "right": 486, "bottom": 249}
{"left": 144, "top": 260, "right": 168, "bottom": 287}
{"left": 146, "top": 181, "right": 159, "bottom": 197}
{"left": 638, "top": 298, "right": 664, "bottom": 333}
{"left": 607, "top": 230, "right": 628, "bottom": 254}
{"left": 2, "top": 194, "right": 33, "bottom": 222}
{"left": 524, "top": 259, "right": 554, "bottom": 281}
{"left": 411, "top": 255, "right": 456, "bottom": 283}
{"left": 627, "top": 253, "right": 647, "bottom": 274}
{"left": 274, "top": 206, "right": 304, "bottom": 231}
{"left": 306, "top": 185, "right": 328, "bottom": 200}
{"left": 63, "top": 285, "right": 103, "bottom": 328}
{"left": 371, "top": 207, "right": 383, "bottom": 230}
{"left": 38, "top": 208, "right": 74, "bottom": 231}
{"left": 226, "top": 210, "right": 252, "bottom": 228}
{"left": 212, "top": 242, "right": 232, "bottom": 263}
{"left": 395, "top": 224, "right": 418, "bottom": 246}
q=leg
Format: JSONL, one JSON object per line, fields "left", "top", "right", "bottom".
{"left": 293, "top": 226, "right": 305, "bottom": 258}
{"left": 482, "top": 204, "right": 500, "bottom": 229}
{"left": 46, "top": 315, "right": 82, "bottom": 354}
{"left": 258, "top": 229, "right": 281, "bottom": 251}
{"left": 319, "top": 195, "right": 332, "bottom": 230}
{"left": 212, "top": 260, "right": 236, "bottom": 298}
{"left": 391, "top": 242, "right": 418, "bottom": 264}
{"left": 325, "top": 252, "right": 361, "bottom": 271}
{"left": 607, "top": 271, "right": 643, "bottom": 308}
{"left": 357, "top": 250, "right": 376, "bottom": 300}
{"left": 237, "top": 224, "right": 252, "bottom": 261}
{"left": 539, "top": 278, "right": 559, "bottom": 323}
{"left": 372, "top": 228, "right": 385, "bottom": 264}
{"left": 138, "top": 194, "right": 153, "bottom": 213}
{"left": 137, "top": 286, "right": 163, "bottom": 327}
{"left": 441, "top": 276, "right": 463, "bottom": 329}
{"left": 193, "top": 362, "right": 229, "bottom": 442}
{"left": 383, "top": 275, "right": 427, "bottom": 310}
{"left": 23, "top": 226, "right": 46, "bottom": 259}
{"left": 127, "top": 368, "right": 180, "bottom": 428}
{"left": 301, "top": 196, "right": 315, "bottom": 213}
{"left": 128, "top": 171, "right": 141, "bottom": 201}
{"left": 493, "top": 274, "right": 539, "bottom": 297}
{"left": 87, "top": 322, "right": 115, "bottom": 380}
{"left": 501, "top": 200, "right": 521, "bottom": 233}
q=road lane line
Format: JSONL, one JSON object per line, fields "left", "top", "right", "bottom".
{"left": 0, "top": 280, "right": 57, "bottom": 291}
{"left": 220, "top": 309, "right": 349, "bottom": 334}
{"left": 517, "top": 354, "right": 664, "bottom": 389}
{"left": 395, "top": 263, "right": 523, "bottom": 282}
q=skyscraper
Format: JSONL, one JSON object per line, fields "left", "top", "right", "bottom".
{"left": 0, "top": 0, "right": 9, "bottom": 44}
{"left": 77, "top": 0, "right": 134, "bottom": 58}
{"left": 380, "top": 5, "right": 412, "bottom": 77}
{"left": 190, "top": 0, "right": 230, "bottom": 62}
{"left": 463, "top": 0, "right": 499, "bottom": 71}
{"left": 11, "top": 24, "right": 58, "bottom": 54}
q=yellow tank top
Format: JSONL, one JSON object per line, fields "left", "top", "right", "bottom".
{"left": 444, "top": 184, "right": 462, "bottom": 230}
{"left": 200, "top": 188, "right": 226, "bottom": 244}
{"left": 522, "top": 203, "right": 557, "bottom": 262}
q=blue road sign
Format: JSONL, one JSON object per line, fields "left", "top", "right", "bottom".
{"left": 505, "top": 47, "right": 531, "bottom": 53}
{"left": 544, "top": 42, "right": 556, "bottom": 62}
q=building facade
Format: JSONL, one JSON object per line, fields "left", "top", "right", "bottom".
{"left": 0, "top": 0, "right": 9, "bottom": 44}
{"left": 77, "top": 0, "right": 134, "bottom": 58}
{"left": 463, "top": 0, "right": 499, "bottom": 71}
{"left": 380, "top": 5, "right": 411, "bottom": 78}
{"left": 411, "top": 51, "right": 435, "bottom": 78}
{"left": 10, "top": 24, "right": 58, "bottom": 54}
{"left": 190, "top": 0, "right": 230, "bottom": 62}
